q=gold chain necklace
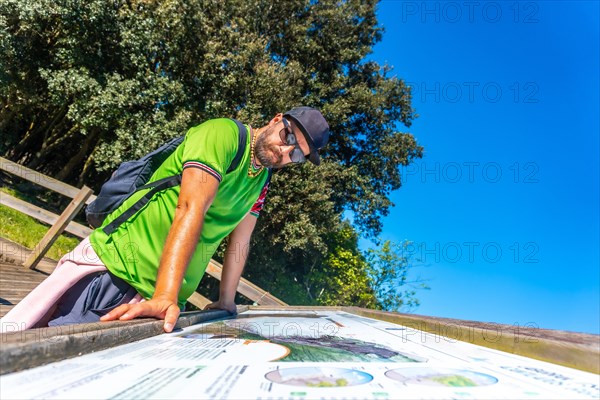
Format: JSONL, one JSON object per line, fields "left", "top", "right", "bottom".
{"left": 248, "top": 127, "right": 264, "bottom": 177}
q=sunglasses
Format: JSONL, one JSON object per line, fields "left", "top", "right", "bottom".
{"left": 280, "top": 118, "right": 307, "bottom": 164}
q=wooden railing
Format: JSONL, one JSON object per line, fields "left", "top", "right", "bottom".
{"left": 0, "top": 156, "right": 286, "bottom": 308}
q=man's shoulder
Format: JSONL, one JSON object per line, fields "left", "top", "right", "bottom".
{"left": 180, "top": 118, "right": 246, "bottom": 175}
{"left": 187, "top": 118, "right": 239, "bottom": 135}
{"left": 184, "top": 118, "right": 245, "bottom": 155}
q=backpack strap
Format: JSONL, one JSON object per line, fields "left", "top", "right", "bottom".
{"left": 102, "top": 175, "right": 182, "bottom": 235}
{"left": 102, "top": 119, "right": 248, "bottom": 236}
{"left": 227, "top": 118, "right": 247, "bottom": 173}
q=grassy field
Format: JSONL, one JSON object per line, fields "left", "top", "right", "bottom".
{"left": 0, "top": 188, "right": 80, "bottom": 260}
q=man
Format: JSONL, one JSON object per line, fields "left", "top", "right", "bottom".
{"left": 1, "top": 107, "right": 329, "bottom": 333}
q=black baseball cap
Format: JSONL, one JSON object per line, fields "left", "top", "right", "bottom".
{"left": 284, "top": 106, "right": 330, "bottom": 165}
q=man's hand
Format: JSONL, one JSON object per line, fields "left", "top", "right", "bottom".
{"left": 100, "top": 297, "right": 180, "bottom": 332}
{"left": 204, "top": 300, "right": 237, "bottom": 315}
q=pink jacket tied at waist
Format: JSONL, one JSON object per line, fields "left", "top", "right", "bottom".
{"left": 0, "top": 237, "right": 142, "bottom": 333}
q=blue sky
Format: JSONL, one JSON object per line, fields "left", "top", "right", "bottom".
{"left": 369, "top": 1, "right": 599, "bottom": 334}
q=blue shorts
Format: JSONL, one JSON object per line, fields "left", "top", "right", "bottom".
{"left": 48, "top": 271, "right": 138, "bottom": 326}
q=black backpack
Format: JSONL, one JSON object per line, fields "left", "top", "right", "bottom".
{"left": 86, "top": 119, "right": 248, "bottom": 235}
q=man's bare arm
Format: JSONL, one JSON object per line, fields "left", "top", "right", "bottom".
{"left": 205, "top": 212, "right": 257, "bottom": 314}
{"left": 101, "top": 167, "right": 219, "bottom": 331}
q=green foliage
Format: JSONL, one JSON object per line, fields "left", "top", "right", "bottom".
{"left": 1, "top": 0, "right": 426, "bottom": 308}
{"left": 303, "top": 223, "right": 427, "bottom": 311}
{"left": 307, "top": 223, "right": 378, "bottom": 308}
{"left": 365, "top": 240, "right": 430, "bottom": 311}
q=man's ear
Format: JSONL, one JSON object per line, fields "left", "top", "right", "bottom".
{"left": 268, "top": 113, "right": 284, "bottom": 126}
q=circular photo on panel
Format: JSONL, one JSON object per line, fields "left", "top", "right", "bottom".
{"left": 265, "top": 367, "right": 373, "bottom": 388}
{"left": 385, "top": 367, "right": 498, "bottom": 387}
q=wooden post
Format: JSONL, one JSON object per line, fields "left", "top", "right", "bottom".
{"left": 23, "top": 186, "right": 93, "bottom": 270}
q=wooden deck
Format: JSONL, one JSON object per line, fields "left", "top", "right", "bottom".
{"left": 0, "top": 237, "right": 58, "bottom": 317}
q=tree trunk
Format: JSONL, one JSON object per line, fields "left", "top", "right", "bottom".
{"left": 28, "top": 123, "right": 78, "bottom": 171}
{"left": 7, "top": 120, "right": 39, "bottom": 160}
{"left": 56, "top": 128, "right": 100, "bottom": 182}
{"left": 8, "top": 106, "right": 67, "bottom": 163}
{"left": 0, "top": 104, "right": 16, "bottom": 132}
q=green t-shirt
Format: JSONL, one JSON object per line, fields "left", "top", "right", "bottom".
{"left": 89, "top": 118, "right": 270, "bottom": 307}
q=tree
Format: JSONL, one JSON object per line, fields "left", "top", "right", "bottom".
{"left": 302, "top": 224, "right": 428, "bottom": 312}
{"left": 1, "top": 0, "right": 425, "bottom": 307}
{"left": 307, "top": 222, "right": 379, "bottom": 309}
{"left": 365, "top": 240, "right": 430, "bottom": 312}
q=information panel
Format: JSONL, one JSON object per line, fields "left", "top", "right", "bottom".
{"left": 1, "top": 310, "right": 598, "bottom": 399}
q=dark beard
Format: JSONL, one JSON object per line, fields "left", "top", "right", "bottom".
{"left": 255, "top": 128, "right": 282, "bottom": 168}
